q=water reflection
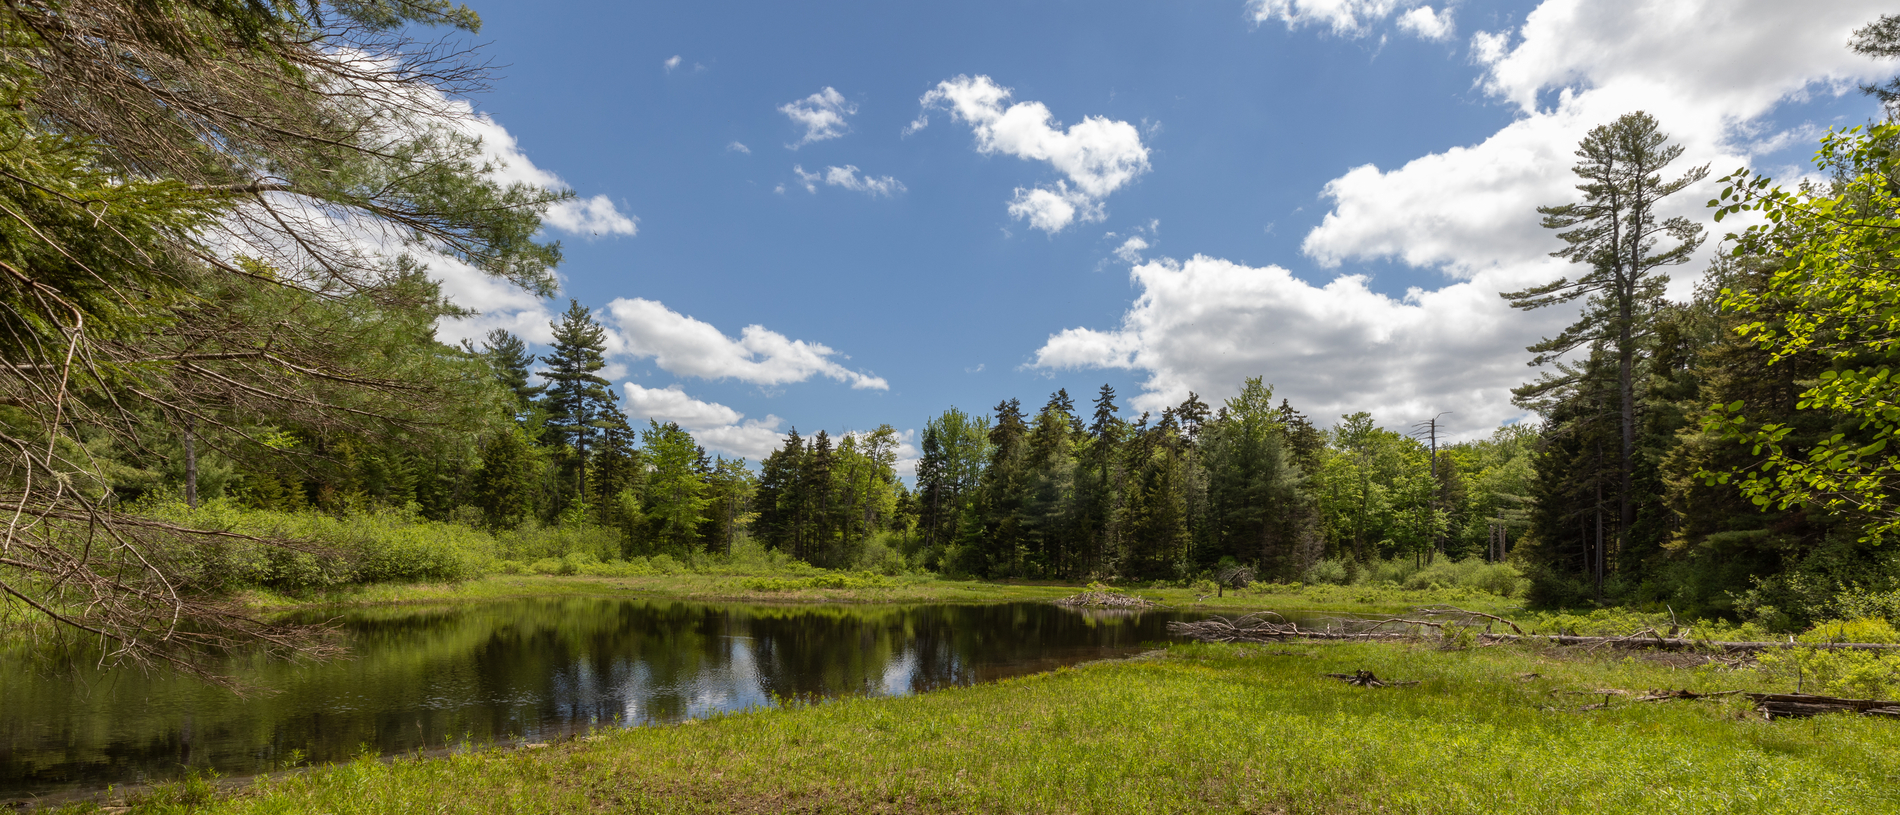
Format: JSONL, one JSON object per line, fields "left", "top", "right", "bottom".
{"left": 1, "top": 599, "right": 1203, "bottom": 798}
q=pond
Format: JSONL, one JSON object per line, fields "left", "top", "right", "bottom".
{"left": 1, "top": 598, "right": 1232, "bottom": 800}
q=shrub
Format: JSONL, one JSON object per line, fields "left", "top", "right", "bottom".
{"left": 1304, "top": 559, "right": 1350, "bottom": 586}
{"left": 1756, "top": 617, "right": 1900, "bottom": 698}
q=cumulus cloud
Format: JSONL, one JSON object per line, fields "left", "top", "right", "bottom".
{"left": 727, "top": 141, "right": 751, "bottom": 154}
{"left": 456, "top": 114, "right": 639, "bottom": 239}
{"left": 793, "top": 164, "right": 906, "bottom": 197}
{"left": 1396, "top": 6, "right": 1454, "bottom": 41}
{"left": 1034, "top": 255, "right": 1574, "bottom": 436}
{"left": 664, "top": 55, "right": 682, "bottom": 73}
{"left": 621, "top": 383, "right": 787, "bottom": 460}
{"left": 1302, "top": 0, "right": 1890, "bottom": 281}
{"left": 539, "top": 194, "right": 638, "bottom": 236}
{"left": 780, "top": 87, "right": 857, "bottom": 148}
{"left": 1041, "top": 0, "right": 1895, "bottom": 435}
{"left": 602, "top": 297, "right": 888, "bottom": 390}
{"left": 919, "top": 75, "right": 1150, "bottom": 232}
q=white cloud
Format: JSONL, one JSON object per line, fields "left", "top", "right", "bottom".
{"left": 1248, "top": 0, "right": 1406, "bottom": 37}
{"left": 823, "top": 165, "right": 906, "bottom": 196}
{"left": 622, "top": 383, "right": 744, "bottom": 428}
{"left": 920, "top": 75, "right": 1150, "bottom": 232}
{"left": 1034, "top": 255, "right": 1572, "bottom": 437}
{"left": 1396, "top": 6, "right": 1453, "bottom": 41}
{"left": 793, "top": 165, "right": 821, "bottom": 193}
{"left": 780, "top": 87, "right": 857, "bottom": 148}
{"left": 664, "top": 55, "right": 682, "bottom": 73}
{"left": 455, "top": 113, "right": 638, "bottom": 239}
{"left": 794, "top": 164, "right": 906, "bottom": 197}
{"left": 727, "top": 141, "right": 751, "bottom": 154}
{"left": 1008, "top": 184, "right": 1093, "bottom": 232}
{"left": 602, "top": 297, "right": 889, "bottom": 390}
{"left": 1113, "top": 235, "right": 1149, "bottom": 264}
{"left": 1041, "top": 0, "right": 1896, "bottom": 435}
{"left": 621, "top": 383, "right": 787, "bottom": 461}
{"left": 237, "top": 86, "right": 636, "bottom": 348}
{"left": 540, "top": 194, "right": 638, "bottom": 237}
{"left": 1470, "top": 29, "right": 1510, "bottom": 65}
{"left": 1303, "top": 0, "right": 1891, "bottom": 282}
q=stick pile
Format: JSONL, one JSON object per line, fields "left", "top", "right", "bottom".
{"left": 1056, "top": 591, "right": 1159, "bottom": 609}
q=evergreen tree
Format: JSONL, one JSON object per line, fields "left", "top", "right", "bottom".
{"left": 540, "top": 300, "right": 615, "bottom": 513}
{"left": 966, "top": 399, "right": 1029, "bottom": 576}
{"left": 473, "top": 427, "right": 538, "bottom": 530}
{"left": 1503, "top": 111, "right": 1708, "bottom": 597}
{"left": 756, "top": 429, "right": 806, "bottom": 553}
{"left": 803, "top": 430, "right": 839, "bottom": 565}
{"left": 1079, "top": 385, "right": 1125, "bottom": 577}
{"left": 482, "top": 329, "right": 547, "bottom": 415}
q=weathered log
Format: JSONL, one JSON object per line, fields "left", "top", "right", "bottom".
{"left": 1747, "top": 693, "right": 1900, "bottom": 720}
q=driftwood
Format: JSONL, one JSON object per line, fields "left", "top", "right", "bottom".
{"left": 1167, "top": 609, "right": 1900, "bottom": 654}
{"left": 1056, "top": 591, "right": 1159, "bottom": 609}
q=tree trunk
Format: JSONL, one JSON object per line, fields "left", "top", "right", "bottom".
{"left": 182, "top": 416, "right": 199, "bottom": 510}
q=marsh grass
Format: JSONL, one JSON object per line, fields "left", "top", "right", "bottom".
{"left": 100, "top": 639, "right": 1900, "bottom": 815}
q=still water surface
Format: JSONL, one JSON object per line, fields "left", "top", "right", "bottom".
{"left": 2, "top": 598, "right": 1214, "bottom": 798}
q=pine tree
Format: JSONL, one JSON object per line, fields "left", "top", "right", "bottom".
{"left": 756, "top": 430, "right": 806, "bottom": 553}
{"left": 473, "top": 427, "right": 538, "bottom": 531}
{"left": 1503, "top": 111, "right": 1707, "bottom": 597}
{"left": 482, "top": 329, "right": 547, "bottom": 414}
{"left": 1080, "top": 385, "right": 1124, "bottom": 577}
{"left": 540, "top": 300, "right": 615, "bottom": 513}
{"left": 804, "top": 430, "right": 839, "bottom": 565}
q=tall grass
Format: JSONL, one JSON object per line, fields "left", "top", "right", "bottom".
{"left": 1304, "top": 555, "right": 1529, "bottom": 598}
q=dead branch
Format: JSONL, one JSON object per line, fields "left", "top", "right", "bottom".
{"left": 1323, "top": 669, "right": 1419, "bottom": 688}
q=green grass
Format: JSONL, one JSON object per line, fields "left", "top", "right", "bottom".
{"left": 237, "top": 572, "right": 1081, "bottom": 609}
{"left": 235, "top": 572, "right": 1534, "bottom": 614}
{"left": 111, "top": 640, "right": 1900, "bottom": 814}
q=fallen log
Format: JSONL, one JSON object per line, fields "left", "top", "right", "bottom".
{"left": 1166, "top": 614, "right": 1900, "bottom": 654}
{"left": 1747, "top": 693, "right": 1900, "bottom": 720}
{"left": 1056, "top": 590, "right": 1159, "bottom": 609}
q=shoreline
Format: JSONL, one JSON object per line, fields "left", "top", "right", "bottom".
{"left": 45, "top": 638, "right": 1899, "bottom": 814}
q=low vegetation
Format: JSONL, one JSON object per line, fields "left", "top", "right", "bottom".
{"left": 98, "top": 640, "right": 1900, "bottom": 815}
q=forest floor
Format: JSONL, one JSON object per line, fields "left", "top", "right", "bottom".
{"left": 97, "top": 638, "right": 1900, "bottom": 815}
{"left": 238, "top": 572, "right": 1522, "bottom": 616}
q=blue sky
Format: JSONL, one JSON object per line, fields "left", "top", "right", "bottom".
{"left": 425, "top": 0, "right": 1896, "bottom": 468}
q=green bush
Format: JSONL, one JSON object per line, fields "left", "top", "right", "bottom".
{"left": 1304, "top": 559, "right": 1350, "bottom": 585}
{"left": 1756, "top": 617, "right": 1900, "bottom": 698}
{"left": 143, "top": 500, "right": 486, "bottom": 591}
{"left": 1399, "top": 558, "right": 1527, "bottom": 598}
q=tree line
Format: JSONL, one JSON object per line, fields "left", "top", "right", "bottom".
{"left": 10, "top": 0, "right": 1900, "bottom": 675}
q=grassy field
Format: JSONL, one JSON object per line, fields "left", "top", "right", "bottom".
{"left": 238, "top": 571, "right": 1531, "bottom": 616}
{"left": 105, "top": 638, "right": 1900, "bottom": 815}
